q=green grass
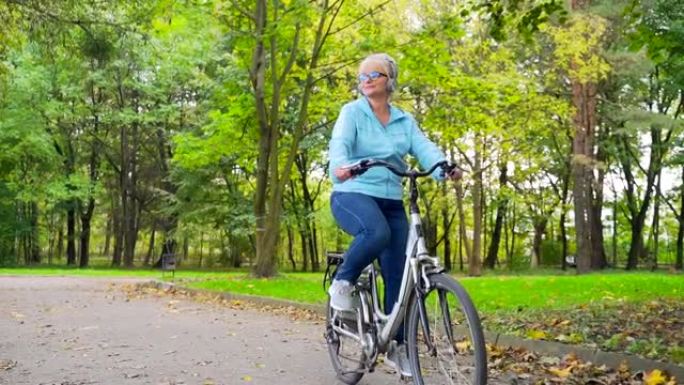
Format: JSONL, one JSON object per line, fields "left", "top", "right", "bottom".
{"left": 187, "top": 273, "right": 326, "bottom": 304}
{"left": 187, "top": 271, "right": 684, "bottom": 312}
{"left": 1, "top": 267, "right": 682, "bottom": 313}
{"left": 459, "top": 273, "right": 684, "bottom": 312}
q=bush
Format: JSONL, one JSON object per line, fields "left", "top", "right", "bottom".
{"left": 541, "top": 239, "right": 563, "bottom": 266}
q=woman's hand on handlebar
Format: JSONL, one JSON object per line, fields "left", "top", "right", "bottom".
{"left": 336, "top": 160, "right": 372, "bottom": 181}
{"left": 334, "top": 166, "right": 354, "bottom": 182}
{"left": 446, "top": 167, "right": 463, "bottom": 181}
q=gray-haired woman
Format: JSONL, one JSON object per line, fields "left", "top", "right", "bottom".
{"left": 327, "top": 53, "right": 461, "bottom": 377}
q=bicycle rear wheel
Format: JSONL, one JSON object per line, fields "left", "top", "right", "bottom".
{"left": 325, "top": 299, "right": 365, "bottom": 385}
{"left": 406, "top": 273, "right": 487, "bottom": 385}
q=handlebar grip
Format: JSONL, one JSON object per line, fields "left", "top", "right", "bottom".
{"left": 349, "top": 166, "right": 367, "bottom": 176}
{"left": 348, "top": 159, "right": 371, "bottom": 176}
{"left": 440, "top": 162, "right": 454, "bottom": 178}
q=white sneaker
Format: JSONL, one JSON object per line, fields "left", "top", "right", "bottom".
{"left": 327, "top": 279, "right": 359, "bottom": 311}
{"left": 386, "top": 341, "right": 412, "bottom": 377}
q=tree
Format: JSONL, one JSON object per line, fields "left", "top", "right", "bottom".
{"left": 546, "top": 8, "right": 610, "bottom": 273}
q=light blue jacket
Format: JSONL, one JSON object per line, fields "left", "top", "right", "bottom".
{"left": 328, "top": 97, "right": 446, "bottom": 200}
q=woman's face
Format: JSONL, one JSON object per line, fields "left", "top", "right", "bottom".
{"left": 358, "top": 60, "right": 389, "bottom": 98}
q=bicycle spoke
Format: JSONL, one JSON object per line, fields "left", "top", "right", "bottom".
{"left": 325, "top": 302, "right": 367, "bottom": 385}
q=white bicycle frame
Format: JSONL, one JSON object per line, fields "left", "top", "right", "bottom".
{"left": 374, "top": 210, "right": 442, "bottom": 348}
{"left": 331, "top": 186, "right": 445, "bottom": 357}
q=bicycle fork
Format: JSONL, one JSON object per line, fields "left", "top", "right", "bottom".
{"left": 415, "top": 281, "right": 456, "bottom": 357}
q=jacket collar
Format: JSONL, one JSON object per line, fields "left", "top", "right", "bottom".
{"left": 357, "top": 96, "right": 407, "bottom": 125}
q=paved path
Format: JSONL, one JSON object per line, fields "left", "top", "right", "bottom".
{"left": 0, "top": 276, "right": 412, "bottom": 385}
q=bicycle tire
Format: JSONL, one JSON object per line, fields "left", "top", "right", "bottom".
{"left": 325, "top": 299, "right": 365, "bottom": 385}
{"left": 406, "top": 273, "right": 487, "bottom": 385}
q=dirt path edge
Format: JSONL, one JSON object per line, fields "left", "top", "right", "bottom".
{"left": 141, "top": 280, "right": 684, "bottom": 379}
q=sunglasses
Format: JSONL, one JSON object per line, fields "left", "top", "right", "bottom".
{"left": 358, "top": 71, "right": 388, "bottom": 82}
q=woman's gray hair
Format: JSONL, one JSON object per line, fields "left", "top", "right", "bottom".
{"left": 358, "top": 53, "right": 398, "bottom": 94}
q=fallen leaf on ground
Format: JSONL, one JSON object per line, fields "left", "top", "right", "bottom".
{"left": 0, "top": 359, "right": 16, "bottom": 371}
{"left": 644, "top": 369, "right": 668, "bottom": 385}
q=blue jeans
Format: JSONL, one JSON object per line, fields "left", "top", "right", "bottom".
{"left": 330, "top": 191, "right": 408, "bottom": 342}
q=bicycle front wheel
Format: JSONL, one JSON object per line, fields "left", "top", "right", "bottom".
{"left": 406, "top": 273, "right": 487, "bottom": 385}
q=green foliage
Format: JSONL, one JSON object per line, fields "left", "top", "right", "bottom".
{"left": 0, "top": 0, "right": 682, "bottom": 275}
{"left": 670, "top": 346, "right": 684, "bottom": 364}
{"left": 540, "top": 238, "right": 562, "bottom": 266}
{"left": 544, "top": 13, "right": 611, "bottom": 84}
{"left": 472, "top": 0, "right": 567, "bottom": 42}
{"left": 0, "top": 183, "right": 17, "bottom": 265}
{"left": 628, "top": 0, "right": 684, "bottom": 89}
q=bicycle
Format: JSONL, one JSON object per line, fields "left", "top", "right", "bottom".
{"left": 323, "top": 159, "right": 487, "bottom": 385}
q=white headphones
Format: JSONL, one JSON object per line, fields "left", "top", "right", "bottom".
{"left": 383, "top": 54, "right": 398, "bottom": 93}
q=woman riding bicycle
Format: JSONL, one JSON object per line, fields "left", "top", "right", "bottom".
{"left": 327, "top": 52, "right": 462, "bottom": 377}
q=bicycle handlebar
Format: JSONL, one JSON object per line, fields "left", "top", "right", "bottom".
{"left": 345, "top": 159, "right": 459, "bottom": 178}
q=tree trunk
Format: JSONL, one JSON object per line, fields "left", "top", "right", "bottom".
{"left": 484, "top": 163, "right": 507, "bottom": 269}
{"left": 198, "top": 232, "right": 204, "bottom": 268}
{"left": 66, "top": 203, "right": 77, "bottom": 265}
{"left": 532, "top": 218, "right": 547, "bottom": 268}
{"left": 676, "top": 172, "right": 683, "bottom": 270}
{"left": 119, "top": 117, "right": 130, "bottom": 267}
{"left": 251, "top": 0, "right": 273, "bottom": 276}
{"left": 251, "top": 0, "right": 341, "bottom": 277}
{"left": 455, "top": 181, "right": 470, "bottom": 272}
{"left": 307, "top": 222, "right": 318, "bottom": 272}
{"left": 425, "top": 206, "right": 437, "bottom": 256}
{"left": 650, "top": 172, "right": 661, "bottom": 271}
{"left": 144, "top": 225, "right": 156, "bottom": 266}
{"left": 123, "top": 120, "right": 139, "bottom": 268}
{"left": 151, "top": 110, "right": 179, "bottom": 268}
{"left": 20, "top": 203, "right": 27, "bottom": 264}
{"left": 590, "top": 196, "right": 606, "bottom": 269}
{"left": 78, "top": 142, "right": 98, "bottom": 268}
{"left": 182, "top": 236, "right": 189, "bottom": 265}
{"left": 470, "top": 138, "right": 483, "bottom": 276}
{"left": 56, "top": 226, "right": 64, "bottom": 261}
{"left": 286, "top": 227, "right": 296, "bottom": 271}
{"left": 228, "top": 233, "right": 241, "bottom": 268}
{"left": 335, "top": 228, "right": 343, "bottom": 254}
{"left": 47, "top": 214, "right": 55, "bottom": 264}
{"left": 590, "top": 134, "right": 607, "bottom": 269}
{"left": 300, "top": 229, "right": 308, "bottom": 272}
{"left": 559, "top": 173, "right": 570, "bottom": 270}
{"left": 623, "top": 131, "right": 659, "bottom": 270}
{"left": 111, "top": 196, "right": 123, "bottom": 266}
{"left": 122, "top": 192, "right": 137, "bottom": 267}
{"left": 102, "top": 214, "right": 112, "bottom": 257}
{"left": 560, "top": 211, "right": 568, "bottom": 270}
{"left": 569, "top": 0, "right": 599, "bottom": 273}
{"left": 311, "top": 221, "right": 320, "bottom": 272}
{"left": 627, "top": 219, "right": 646, "bottom": 270}
{"left": 79, "top": 197, "right": 95, "bottom": 268}
{"left": 442, "top": 204, "right": 452, "bottom": 271}
{"left": 296, "top": 153, "right": 321, "bottom": 272}
{"left": 570, "top": 80, "right": 596, "bottom": 274}
{"left": 29, "top": 201, "right": 41, "bottom": 264}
